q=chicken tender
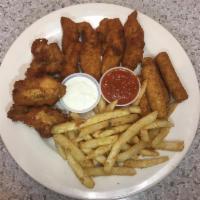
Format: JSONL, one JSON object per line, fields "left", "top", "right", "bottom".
{"left": 61, "top": 17, "right": 79, "bottom": 54}
{"left": 142, "top": 57, "right": 167, "bottom": 118}
{"left": 27, "top": 39, "right": 64, "bottom": 77}
{"left": 122, "top": 11, "right": 145, "bottom": 70}
{"left": 61, "top": 42, "right": 81, "bottom": 78}
{"left": 155, "top": 52, "right": 188, "bottom": 102}
{"left": 60, "top": 17, "right": 80, "bottom": 78}
{"left": 8, "top": 105, "right": 67, "bottom": 138}
{"left": 96, "top": 18, "right": 124, "bottom": 73}
{"left": 78, "top": 22, "right": 101, "bottom": 80}
{"left": 13, "top": 76, "right": 66, "bottom": 106}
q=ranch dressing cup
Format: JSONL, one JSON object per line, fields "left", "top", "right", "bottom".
{"left": 60, "top": 73, "right": 100, "bottom": 113}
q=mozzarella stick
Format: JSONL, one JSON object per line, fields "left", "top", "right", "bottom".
{"left": 142, "top": 57, "right": 168, "bottom": 118}
{"left": 139, "top": 92, "right": 151, "bottom": 116}
{"left": 155, "top": 52, "right": 188, "bottom": 102}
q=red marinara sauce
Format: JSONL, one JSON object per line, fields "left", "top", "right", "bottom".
{"left": 100, "top": 68, "right": 140, "bottom": 105}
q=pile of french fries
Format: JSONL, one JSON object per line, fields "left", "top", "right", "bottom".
{"left": 51, "top": 81, "right": 184, "bottom": 188}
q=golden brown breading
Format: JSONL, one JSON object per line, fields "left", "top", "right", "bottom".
{"left": 155, "top": 52, "right": 188, "bottom": 102}
{"left": 8, "top": 105, "right": 67, "bottom": 138}
{"left": 61, "top": 42, "right": 81, "bottom": 78}
{"left": 96, "top": 18, "right": 125, "bottom": 73}
{"left": 139, "top": 92, "right": 152, "bottom": 116}
{"left": 61, "top": 17, "right": 79, "bottom": 54}
{"left": 13, "top": 76, "right": 66, "bottom": 106}
{"left": 122, "top": 11, "right": 145, "bottom": 70}
{"left": 141, "top": 57, "right": 167, "bottom": 118}
{"left": 60, "top": 17, "right": 80, "bottom": 78}
{"left": 78, "top": 22, "right": 102, "bottom": 80}
{"left": 26, "top": 38, "right": 64, "bottom": 77}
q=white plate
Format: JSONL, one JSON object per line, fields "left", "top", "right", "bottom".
{"left": 0, "top": 3, "right": 199, "bottom": 200}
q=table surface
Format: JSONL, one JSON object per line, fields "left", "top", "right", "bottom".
{"left": 0, "top": 0, "right": 200, "bottom": 200}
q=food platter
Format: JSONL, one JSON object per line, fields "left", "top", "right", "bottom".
{"left": 0, "top": 3, "right": 199, "bottom": 199}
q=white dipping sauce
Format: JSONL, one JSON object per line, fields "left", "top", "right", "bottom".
{"left": 62, "top": 76, "right": 99, "bottom": 112}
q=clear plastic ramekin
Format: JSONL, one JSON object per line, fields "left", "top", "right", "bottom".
{"left": 59, "top": 73, "right": 101, "bottom": 113}
{"left": 100, "top": 67, "right": 141, "bottom": 106}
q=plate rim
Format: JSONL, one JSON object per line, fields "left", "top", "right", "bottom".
{"left": 0, "top": 3, "right": 200, "bottom": 200}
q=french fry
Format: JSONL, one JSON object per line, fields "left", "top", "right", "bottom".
{"left": 133, "top": 80, "right": 147, "bottom": 106}
{"left": 55, "top": 142, "right": 67, "bottom": 160}
{"left": 95, "top": 124, "right": 130, "bottom": 138}
{"left": 139, "top": 92, "right": 152, "bottom": 116}
{"left": 124, "top": 156, "right": 169, "bottom": 168}
{"left": 127, "top": 106, "right": 141, "bottom": 114}
{"left": 70, "top": 112, "right": 85, "bottom": 125}
{"left": 53, "top": 134, "right": 85, "bottom": 163}
{"left": 82, "top": 160, "right": 94, "bottom": 168}
{"left": 149, "top": 129, "right": 160, "bottom": 140}
{"left": 92, "top": 131, "right": 102, "bottom": 138}
{"left": 144, "top": 120, "right": 173, "bottom": 130}
{"left": 85, "top": 167, "right": 136, "bottom": 176}
{"left": 140, "top": 129, "right": 150, "bottom": 142}
{"left": 83, "top": 134, "right": 93, "bottom": 141}
{"left": 80, "top": 135, "right": 118, "bottom": 149}
{"left": 95, "top": 155, "right": 106, "bottom": 164}
{"left": 66, "top": 151, "right": 94, "bottom": 188}
{"left": 81, "top": 148, "right": 92, "bottom": 155}
{"left": 167, "top": 102, "right": 178, "bottom": 117}
{"left": 110, "top": 114, "right": 139, "bottom": 127}
{"left": 154, "top": 141, "right": 184, "bottom": 151}
{"left": 94, "top": 106, "right": 99, "bottom": 114}
{"left": 121, "top": 143, "right": 131, "bottom": 151}
{"left": 104, "top": 111, "right": 158, "bottom": 172}
{"left": 93, "top": 159, "right": 99, "bottom": 166}
{"left": 78, "top": 121, "right": 110, "bottom": 141}
{"left": 98, "top": 97, "right": 107, "bottom": 113}
{"left": 52, "top": 122, "right": 77, "bottom": 134}
{"left": 80, "top": 109, "right": 130, "bottom": 128}
{"left": 131, "top": 136, "right": 140, "bottom": 144}
{"left": 67, "top": 131, "right": 77, "bottom": 140}
{"left": 105, "top": 100, "right": 118, "bottom": 112}
{"left": 117, "top": 141, "right": 146, "bottom": 162}
{"left": 140, "top": 149, "right": 159, "bottom": 157}
{"left": 152, "top": 127, "right": 170, "bottom": 146}
{"left": 86, "top": 145, "right": 112, "bottom": 159}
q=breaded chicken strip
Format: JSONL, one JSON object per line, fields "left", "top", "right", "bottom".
{"left": 61, "top": 17, "right": 80, "bottom": 78}
{"left": 122, "top": 11, "right": 145, "bottom": 70}
{"left": 96, "top": 18, "right": 124, "bottom": 73}
{"left": 13, "top": 76, "right": 66, "bottom": 106}
{"left": 78, "top": 22, "right": 101, "bottom": 80}
{"left": 7, "top": 105, "right": 67, "bottom": 138}
{"left": 61, "top": 17, "right": 79, "bottom": 54}
{"left": 61, "top": 42, "right": 81, "bottom": 78}
{"left": 26, "top": 39, "right": 64, "bottom": 77}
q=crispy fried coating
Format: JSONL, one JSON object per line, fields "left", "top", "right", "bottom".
{"left": 122, "top": 11, "right": 145, "bottom": 70}
{"left": 60, "top": 17, "right": 80, "bottom": 78}
{"left": 78, "top": 22, "right": 101, "bottom": 80}
{"left": 8, "top": 105, "right": 67, "bottom": 138}
{"left": 96, "top": 18, "right": 124, "bottom": 73}
{"left": 155, "top": 52, "right": 188, "bottom": 102}
{"left": 26, "top": 39, "right": 64, "bottom": 77}
{"left": 142, "top": 57, "right": 167, "bottom": 118}
{"left": 61, "top": 42, "right": 81, "bottom": 78}
{"left": 13, "top": 76, "right": 66, "bottom": 106}
{"left": 140, "top": 92, "right": 151, "bottom": 116}
{"left": 61, "top": 17, "right": 79, "bottom": 54}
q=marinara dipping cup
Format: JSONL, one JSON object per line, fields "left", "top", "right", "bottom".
{"left": 60, "top": 73, "right": 100, "bottom": 113}
{"left": 100, "top": 67, "right": 140, "bottom": 106}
